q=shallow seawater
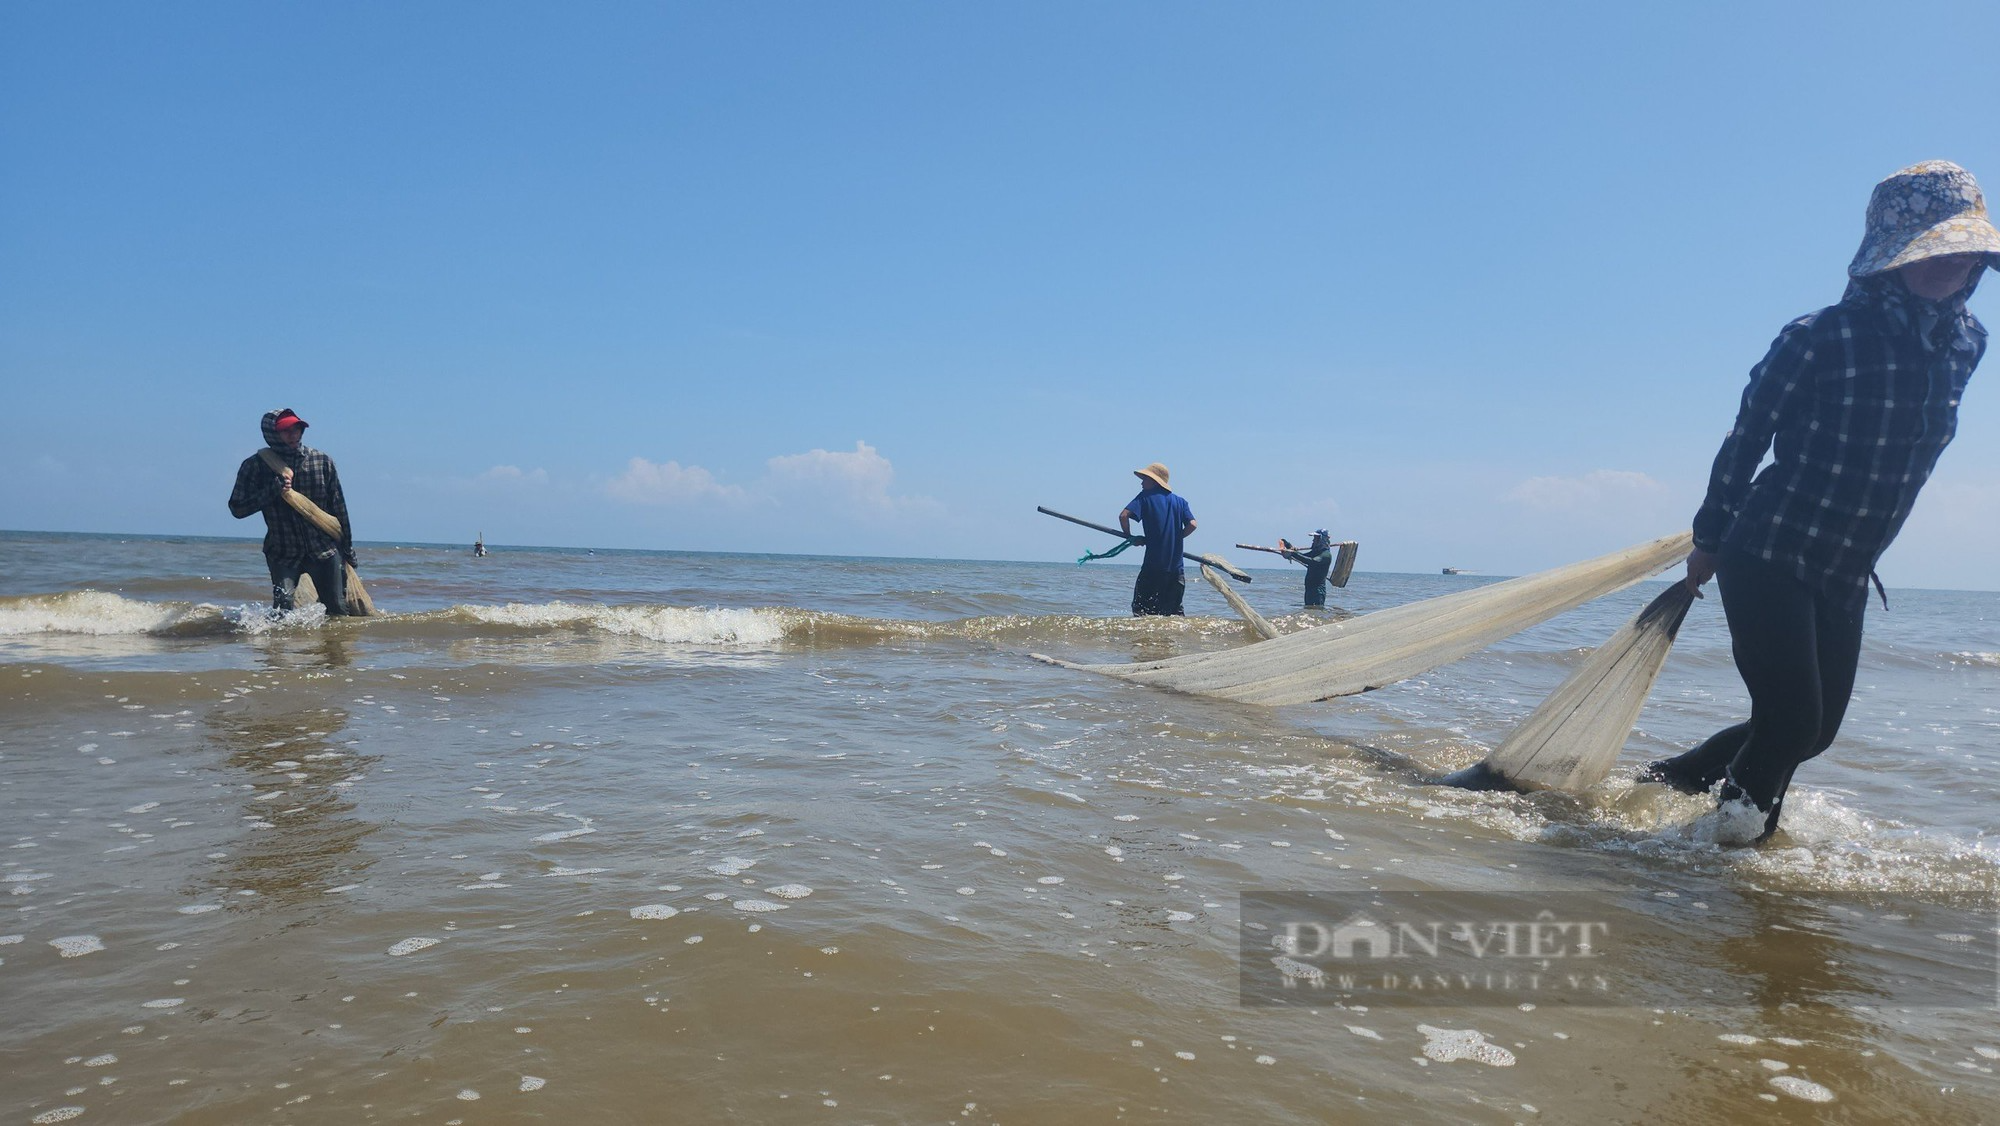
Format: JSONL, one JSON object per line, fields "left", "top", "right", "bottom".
{"left": 2, "top": 531, "right": 1997, "bottom": 1123}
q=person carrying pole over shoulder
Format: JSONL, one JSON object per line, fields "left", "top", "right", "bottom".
{"left": 228, "top": 408, "right": 360, "bottom": 615}
{"left": 1277, "top": 529, "right": 1336, "bottom": 608}
{"left": 1118, "top": 462, "right": 1197, "bottom": 616}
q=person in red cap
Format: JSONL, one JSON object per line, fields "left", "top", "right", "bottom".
{"left": 228, "top": 408, "right": 360, "bottom": 615}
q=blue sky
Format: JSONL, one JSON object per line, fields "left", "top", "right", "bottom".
{"left": 4, "top": 2, "right": 1997, "bottom": 589}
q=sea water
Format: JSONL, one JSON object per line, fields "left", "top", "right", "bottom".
{"left": 1, "top": 530, "right": 1996, "bottom": 1123}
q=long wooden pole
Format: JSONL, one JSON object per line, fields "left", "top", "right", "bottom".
{"left": 1200, "top": 564, "right": 1280, "bottom": 639}
{"left": 1036, "top": 506, "right": 1251, "bottom": 582}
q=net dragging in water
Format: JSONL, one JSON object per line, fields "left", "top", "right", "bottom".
{"left": 1446, "top": 581, "right": 1697, "bottom": 793}
{"left": 1035, "top": 532, "right": 1691, "bottom": 706}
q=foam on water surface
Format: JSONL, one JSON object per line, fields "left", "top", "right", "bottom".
{"left": 732, "top": 900, "right": 787, "bottom": 913}
{"left": 1417, "top": 1025, "right": 1516, "bottom": 1066}
{"left": 1768, "top": 1076, "right": 1835, "bottom": 1102}
{"left": 466, "top": 602, "right": 787, "bottom": 647}
{"left": 50, "top": 935, "right": 104, "bottom": 958}
{"left": 387, "top": 937, "right": 441, "bottom": 956}
{"left": 630, "top": 904, "right": 679, "bottom": 920}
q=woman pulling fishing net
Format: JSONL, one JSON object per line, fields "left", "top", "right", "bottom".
{"left": 1645, "top": 161, "right": 1997, "bottom": 843}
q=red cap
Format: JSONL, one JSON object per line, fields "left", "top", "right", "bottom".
{"left": 275, "top": 410, "right": 309, "bottom": 430}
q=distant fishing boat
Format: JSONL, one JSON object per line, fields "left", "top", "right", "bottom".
{"left": 1442, "top": 567, "right": 1469, "bottom": 575}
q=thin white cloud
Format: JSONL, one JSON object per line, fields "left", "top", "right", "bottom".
{"left": 477, "top": 465, "right": 549, "bottom": 486}
{"left": 1504, "top": 469, "right": 1669, "bottom": 511}
{"left": 763, "top": 441, "right": 937, "bottom": 515}
{"left": 601, "top": 441, "right": 935, "bottom": 518}
{"left": 605, "top": 457, "right": 746, "bottom": 505}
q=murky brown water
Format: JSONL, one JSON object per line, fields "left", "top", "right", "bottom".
{"left": 4, "top": 535, "right": 1997, "bottom": 1123}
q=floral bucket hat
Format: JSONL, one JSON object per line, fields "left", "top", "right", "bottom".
{"left": 1848, "top": 160, "right": 2000, "bottom": 278}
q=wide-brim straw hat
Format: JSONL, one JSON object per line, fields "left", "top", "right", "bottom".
{"left": 1848, "top": 160, "right": 2000, "bottom": 278}
{"left": 1133, "top": 462, "right": 1171, "bottom": 491}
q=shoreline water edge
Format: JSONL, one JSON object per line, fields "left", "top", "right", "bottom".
{"left": 3, "top": 530, "right": 1996, "bottom": 1123}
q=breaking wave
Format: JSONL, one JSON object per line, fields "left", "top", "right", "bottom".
{"left": 0, "top": 590, "right": 1268, "bottom": 652}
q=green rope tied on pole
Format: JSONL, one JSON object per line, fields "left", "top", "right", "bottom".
{"left": 1078, "top": 538, "right": 1141, "bottom": 565}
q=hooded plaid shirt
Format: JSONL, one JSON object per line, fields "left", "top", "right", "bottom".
{"left": 1692, "top": 278, "right": 1985, "bottom": 612}
{"left": 229, "top": 412, "right": 356, "bottom": 565}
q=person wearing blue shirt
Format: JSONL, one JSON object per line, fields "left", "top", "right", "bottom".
{"left": 1117, "top": 462, "right": 1197, "bottom": 616}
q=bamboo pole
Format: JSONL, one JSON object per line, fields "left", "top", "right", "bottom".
{"left": 1036, "top": 506, "right": 1251, "bottom": 582}
{"left": 1200, "top": 564, "right": 1280, "bottom": 640}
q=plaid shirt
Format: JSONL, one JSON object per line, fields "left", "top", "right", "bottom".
{"left": 229, "top": 442, "right": 355, "bottom": 565}
{"left": 1692, "top": 281, "right": 1985, "bottom": 611}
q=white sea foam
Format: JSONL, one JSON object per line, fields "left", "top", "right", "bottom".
{"left": 1418, "top": 1025, "right": 1515, "bottom": 1066}
{"left": 176, "top": 905, "right": 221, "bottom": 915}
{"left": 1769, "top": 1076, "right": 1834, "bottom": 1102}
{"left": 0, "top": 590, "right": 207, "bottom": 636}
{"left": 519, "top": 1076, "right": 546, "bottom": 1092}
{"left": 31, "top": 1108, "right": 85, "bottom": 1124}
{"left": 708, "top": 857, "right": 756, "bottom": 876}
{"left": 764, "top": 884, "right": 813, "bottom": 899}
{"left": 732, "top": 900, "right": 787, "bottom": 913}
{"left": 50, "top": 935, "right": 104, "bottom": 958}
{"left": 466, "top": 602, "right": 786, "bottom": 647}
{"left": 630, "top": 904, "right": 679, "bottom": 920}
{"left": 387, "top": 937, "right": 440, "bottom": 956}
{"left": 140, "top": 998, "right": 184, "bottom": 1009}
{"left": 1270, "top": 957, "right": 1324, "bottom": 984}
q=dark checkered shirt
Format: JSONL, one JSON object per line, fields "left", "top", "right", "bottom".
{"left": 229, "top": 445, "right": 356, "bottom": 565}
{"left": 1692, "top": 283, "right": 1985, "bottom": 611}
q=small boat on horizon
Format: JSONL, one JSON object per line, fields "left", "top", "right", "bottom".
{"left": 1442, "top": 566, "right": 1470, "bottom": 575}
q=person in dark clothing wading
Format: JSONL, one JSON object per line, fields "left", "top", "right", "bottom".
{"left": 1278, "top": 529, "right": 1336, "bottom": 608}
{"left": 228, "top": 408, "right": 360, "bottom": 616}
{"left": 1645, "top": 161, "right": 1996, "bottom": 843}
{"left": 1118, "top": 462, "right": 1197, "bottom": 617}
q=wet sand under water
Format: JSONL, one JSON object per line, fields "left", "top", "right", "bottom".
{"left": 2, "top": 537, "right": 1997, "bottom": 1123}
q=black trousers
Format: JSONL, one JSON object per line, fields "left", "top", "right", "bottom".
{"left": 268, "top": 552, "right": 350, "bottom": 616}
{"left": 1656, "top": 550, "right": 1864, "bottom": 815}
{"left": 1131, "top": 569, "right": 1186, "bottom": 616}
